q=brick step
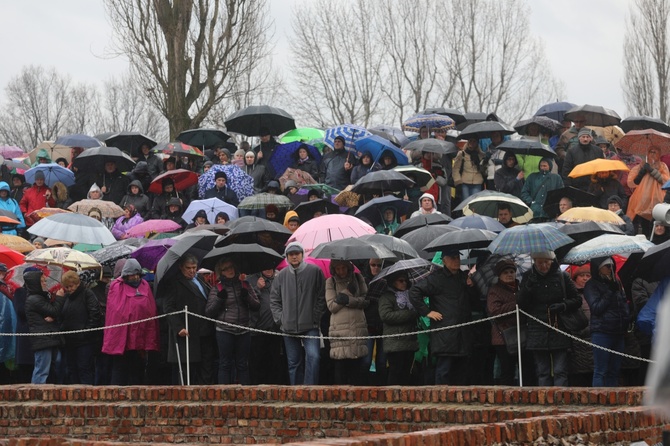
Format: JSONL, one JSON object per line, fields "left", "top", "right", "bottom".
{"left": 0, "top": 385, "right": 646, "bottom": 407}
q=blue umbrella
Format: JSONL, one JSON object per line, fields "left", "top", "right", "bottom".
{"left": 183, "top": 198, "right": 239, "bottom": 225}
{"left": 354, "top": 135, "right": 409, "bottom": 166}
{"left": 449, "top": 215, "right": 505, "bottom": 232}
{"left": 402, "top": 114, "right": 456, "bottom": 132}
{"left": 197, "top": 164, "right": 255, "bottom": 202}
{"left": 324, "top": 124, "right": 371, "bottom": 152}
{"left": 534, "top": 101, "right": 577, "bottom": 122}
{"left": 268, "top": 142, "right": 322, "bottom": 178}
{"left": 55, "top": 134, "right": 103, "bottom": 149}
{"left": 25, "top": 163, "right": 75, "bottom": 187}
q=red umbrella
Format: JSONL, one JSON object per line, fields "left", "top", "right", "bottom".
{"left": 6, "top": 263, "right": 64, "bottom": 295}
{"left": 615, "top": 129, "right": 670, "bottom": 157}
{"left": 27, "top": 207, "right": 71, "bottom": 224}
{"left": 148, "top": 169, "right": 199, "bottom": 194}
{"left": 0, "top": 245, "right": 25, "bottom": 269}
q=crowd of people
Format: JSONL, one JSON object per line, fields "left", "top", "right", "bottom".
{"left": 1, "top": 111, "right": 669, "bottom": 389}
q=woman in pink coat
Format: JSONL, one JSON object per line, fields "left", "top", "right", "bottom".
{"left": 102, "top": 259, "right": 159, "bottom": 385}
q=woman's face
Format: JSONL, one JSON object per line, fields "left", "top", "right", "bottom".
{"left": 361, "top": 155, "right": 371, "bottom": 165}
{"left": 655, "top": 224, "right": 667, "bottom": 236}
{"left": 123, "top": 209, "right": 131, "bottom": 218}
{"left": 245, "top": 154, "right": 255, "bottom": 165}
{"left": 574, "top": 272, "right": 591, "bottom": 288}
{"left": 216, "top": 216, "right": 227, "bottom": 224}
{"left": 299, "top": 148, "right": 308, "bottom": 160}
{"left": 130, "top": 185, "right": 140, "bottom": 194}
{"left": 90, "top": 190, "right": 101, "bottom": 199}
{"left": 220, "top": 261, "right": 236, "bottom": 279}
{"left": 334, "top": 263, "right": 348, "bottom": 279}
{"left": 196, "top": 216, "right": 206, "bottom": 224}
{"left": 393, "top": 276, "right": 408, "bottom": 291}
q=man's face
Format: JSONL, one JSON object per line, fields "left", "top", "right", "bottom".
{"left": 421, "top": 197, "right": 433, "bottom": 210}
{"left": 490, "top": 132, "right": 503, "bottom": 145}
{"left": 534, "top": 258, "right": 552, "bottom": 274}
{"left": 287, "top": 221, "right": 299, "bottom": 231}
{"left": 539, "top": 161, "right": 550, "bottom": 172}
{"left": 572, "top": 116, "right": 586, "bottom": 129}
{"left": 333, "top": 139, "right": 344, "bottom": 150}
{"left": 130, "top": 185, "right": 140, "bottom": 194}
{"left": 34, "top": 178, "right": 44, "bottom": 187}
{"left": 215, "top": 177, "right": 226, "bottom": 188}
{"left": 261, "top": 134, "right": 271, "bottom": 143}
{"left": 105, "top": 162, "right": 116, "bottom": 173}
{"left": 164, "top": 184, "right": 174, "bottom": 194}
{"left": 442, "top": 254, "right": 460, "bottom": 273}
{"left": 287, "top": 251, "right": 303, "bottom": 267}
{"left": 506, "top": 157, "right": 516, "bottom": 168}
{"left": 246, "top": 154, "right": 255, "bottom": 165}
{"left": 180, "top": 261, "right": 198, "bottom": 280}
{"left": 578, "top": 134, "right": 592, "bottom": 145}
{"left": 498, "top": 209, "right": 512, "bottom": 225}
{"left": 559, "top": 198, "right": 572, "bottom": 214}
{"left": 169, "top": 205, "right": 180, "bottom": 213}
{"left": 141, "top": 145, "right": 150, "bottom": 155}
{"left": 165, "top": 162, "right": 176, "bottom": 171}
{"left": 12, "top": 178, "right": 21, "bottom": 187}
{"left": 384, "top": 209, "right": 395, "bottom": 222}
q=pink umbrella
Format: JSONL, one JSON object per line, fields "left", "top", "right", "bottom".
{"left": 126, "top": 219, "right": 183, "bottom": 238}
{"left": 276, "top": 256, "right": 360, "bottom": 278}
{"left": 0, "top": 145, "right": 25, "bottom": 159}
{"left": 286, "top": 214, "right": 375, "bottom": 255}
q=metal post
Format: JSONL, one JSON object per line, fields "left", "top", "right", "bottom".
{"left": 516, "top": 304, "right": 523, "bottom": 387}
{"left": 185, "top": 305, "right": 190, "bottom": 386}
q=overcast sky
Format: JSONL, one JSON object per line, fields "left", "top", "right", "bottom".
{"left": 1, "top": 0, "right": 632, "bottom": 125}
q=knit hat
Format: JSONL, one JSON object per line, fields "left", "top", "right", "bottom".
{"left": 571, "top": 264, "right": 590, "bottom": 280}
{"left": 285, "top": 241, "right": 304, "bottom": 254}
{"left": 167, "top": 197, "right": 182, "bottom": 207}
{"left": 285, "top": 180, "right": 298, "bottom": 189}
{"left": 34, "top": 170, "right": 45, "bottom": 181}
{"left": 334, "top": 136, "right": 346, "bottom": 144}
{"left": 607, "top": 195, "right": 623, "bottom": 207}
{"left": 203, "top": 160, "right": 213, "bottom": 168}
{"left": 234, "top": 149, "right": 245, "bottom": 158}
{"left": 531, "top": 251, "right": 556, "bottom": 260}
{"left": 33, "top": 237, "right": 45, "bottom": 246}
{"left": 214, "top": 171, "right": 227, "bottom": 181}
{"left": 577, "top": 128, "right": 592, "bottom": 137}
{"left": 494, "top": 259, "right": 516, "bottom": 276}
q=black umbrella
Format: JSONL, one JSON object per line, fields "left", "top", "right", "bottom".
{"left": 393, "top": 213, "right": 453, "bottom": 238}
{"left": 224, "top": 105, "right": 296, "bottom": 136}
{"left": 619, "top": 116, "right": 670, "bottom": 134}
{"left": 351, "top": 170, "right": 414, "bottom": 194}
{"left": 420, "top": 107, "right": 467, "bottom": 124}
{"left": 294, "top": 199, "right": 341, "bottom": 223}
{"left": 554, "top": 221, "right": 625, "bottom": 260}
{"left": 90, "top": 244, "right": 137, "bottom": 266}
{"left": 404, "top": 139, "right": 459, "bottom": 155}
{"left": 400, "top": 225, "right": 463, "bottom": 259}
{"left": 310, "top": 237, "right": 396, "bottom": 261}
{"left": 534, "top": 101, "right": 576, "bottom": 122}
{"left": 354, "top": 196, "right": 412, "bottom": 228}
{"left": 459, "top": 121, "right": 516, "bottom": 140}
{"left": 424, "top": 228, "right": 498, "bottom": 252}
{"left": 358, "top": 234, "right": 419, "bottom": 260}
{"left": 542, "top": 187, "right": 597, "bottom": 219}
{"left": 104, "top": 132, "right": 157, "bottom": 157}
{"left": 201, "top": 243, "right": 283, "bottom": 274}
{"left": 72, "top": 146, "right": 136, "bottom": 172}
{"left": 176, "top": 128, "right": 230, "bottom": 150}
{"left": 564, "top": 104, "right": 621, "bottom": 127}
{"left": 184, "top": 224, "right": 230, "bottom": 236}
{"left": 369, "top": 258, "right": 439, "bottom": 285}
{"left": 454, "top": 112, "right": 502, "bottom": 131}
{"left": 216, "top": 218, "right": 292, "bottom": 248}
{"left": 634, "top": 239, "right": 670, "bottom": 282}
{"left": 496, "top": 139, "right": 557, "bottom": 158}
{"left": 514, "top": 116, "right": 563, "bottom": 135}
{"left": 154, "top": 230, "right": 219, "bottom": 293}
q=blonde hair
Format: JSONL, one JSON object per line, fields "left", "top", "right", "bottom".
{"left": 61, "top": 271, "right": 81, "bottom": 287}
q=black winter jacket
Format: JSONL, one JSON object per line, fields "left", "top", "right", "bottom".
{"left": 24, "top": 272, "right": 65, "bottom": 351}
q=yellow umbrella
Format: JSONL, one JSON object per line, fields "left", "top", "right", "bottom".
{"left": 557, "top": 206, "right": 625, "bottom": 225}
{"left": 0, "top": 234, "right": 35, "bottom": 253}
{"left": 25, "top": 247, "right": 100, "bottom": 271}
{"left": 568, "top": 159, "right": 629, "bottom": 178}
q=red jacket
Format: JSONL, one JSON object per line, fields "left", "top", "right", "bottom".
{"left": 19, "top": 184, "right": 56, "bottom": 225}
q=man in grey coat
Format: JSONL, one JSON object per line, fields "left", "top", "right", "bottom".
{"left": 270, "top": 241, "right": 326, "bottom": 385}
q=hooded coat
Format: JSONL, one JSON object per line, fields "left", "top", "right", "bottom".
{"left": 243, "top": 152, "right": 268, "bottom": 192}
{"left": 584, "top": 257, "right": 631, "bottom": 335}
{"left": 31, "top": 149, "right": 52, "bottom": 167}
{"left": 92, "top": 168, "right": 131, "bottom": 205}
{"left": 627, "top": 160, "right": 670, "bottom": 221}
{"left": 378, "top": 285, "right": 419, "bottom": 353}
{"left": 562, "top": 142, "right": 604, "bottom": 191}
{"left": 521, "top": 158, "right": 564, "bottom": 219}
{"left": 375, "top": 207, "right": 399, "bottom": 235}
{"left": 101, "top": 259, "right": 160, "bottom": 355}
{"left": 587, "top": 172, "right": 628, "bottom": 210}
{"left": 409, "top": 192, "right": 440, "bottom": 218}
{"left": 325, "top": 261, "right": 369, "bottom": 360}
{"left": 119, "top": 180, "right": 152, "bottom": 219}
{"left": 24, "top": 270, "right": 65, "bottom": 351}
{"left": 0, "top": 182, "right": 25, "bottom": 234}
{"left": 350, "top": 152, "right": 380, "bottom": 185}
{"left": 494, "top": 151, "right": 524, "bottom": 198}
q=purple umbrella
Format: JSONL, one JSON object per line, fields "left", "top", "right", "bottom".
{"left": 126, "top": 219, "right": 183, "bottom": 238}
{"left": 0, "top": 145, "right": 24, "bottom": 159}
{"left": 130, "top": 238, "right": 177, "bottom": 271}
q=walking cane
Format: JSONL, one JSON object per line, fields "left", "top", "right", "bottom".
{"left": 175, "top": 340, "right": 184, "bottom": 386}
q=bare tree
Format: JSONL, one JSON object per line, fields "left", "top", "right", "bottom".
{"left": 622, "top": 0, "right": 670, "bottom": 121}
{"left": 105, "top": 0, "right": 275, "bottom": 139}
{"left": 289, "top": 0, "right": 385, "bottom": 128}
{"left": 438, "top": 0, "right": 563, "bottom": 123}
{"left": 0, "top": 65, "right": 73, "bottom": 149}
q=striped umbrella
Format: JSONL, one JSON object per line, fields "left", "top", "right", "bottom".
{"left": 488, "top": 223, "right": 574, "bottom": 255}
{"left": 324, "top": 124, "right": 371, "bottom": 152}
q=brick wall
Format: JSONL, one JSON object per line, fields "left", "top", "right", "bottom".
{"left": 0, "top": 385, "right": 667, "bottom": 445}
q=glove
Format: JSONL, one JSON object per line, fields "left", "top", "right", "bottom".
{"left": 335, "top": 293, "right": 349, "bottom": 305}
{"left": 548, "top": 303, "right": 567, "bottom": 315}
{"left": 217, "top": 288, "right": 228, "bottom": 300}
{"left": 644, "top": 163, "right": 652, "bottom": 173}
{"left": 346, "top": 281, "right": 358, "bottom": 295}
{"left": 634, "top": 168, "right": 647, "bottom": 185}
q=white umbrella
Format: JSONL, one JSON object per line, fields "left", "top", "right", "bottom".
{"left": 28, "top": 213, "right": 116, "bottom": 246}
{"left": 561, "top": 234, "right": 654, "bottom": 264}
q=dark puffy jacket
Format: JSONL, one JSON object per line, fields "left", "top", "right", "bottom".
{"left": 584, "top": 257, "right": 631, "bottom": 335}
{"left": 378, "top": 288, "right": 418, "bottom": 353}
{"left": 60, "top": 284, "right": 103, "bottom": 347}
{"left": 120, "top": 180, "right": 152, "bottom": 219}
{"left": 562, "top": 143, "right": 604, "bottom": 190}
{"left": 247, "top": 272, "right": 278, "bottom": 332}
{"left": 409, "top": 268, "right": 477, "bottom": 357}
{"left": 517, "top": 261, "right": 582, "bottom": 351}
{"left": 24, "top": 271, "right": 65, "bottom": 351}
{"left": 93, "top": 169, "right": 131, "bottom": 205}
{"left": 205, "top": 276, "right": 260, "bottom": 334}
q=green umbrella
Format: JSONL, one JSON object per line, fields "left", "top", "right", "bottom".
{"left": 305, "top": 138, "right": 327, "bottom": 153}
{"left": 149, "top": 232, "right": 179, "bottom": 240}
{"left": 73, "top": 243, "right": 104, "bottom": 253}
{"left": 280, "top": 128, "right": 325, "bottom": 143}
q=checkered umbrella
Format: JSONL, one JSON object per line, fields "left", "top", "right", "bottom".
{"left": 324, "top": 124, "right": 371, "bottom": 151}
{"left": 237, "top": 193, "right": 293, "bottom": 210}
{"left": 487, "top": 223, "right": 574, "bottom": 255}
{"left": 370, "top": 258, "right": 439, "bottom": 285}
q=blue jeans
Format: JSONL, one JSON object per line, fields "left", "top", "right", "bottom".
{"left": 591, "top": 332, "right": 624, "bottom": 387}
{"left": 283, "top": 328, "right": 320, "bottom": 385}
{"left": 461, "top": 184, "right": 482, "bottom": 199}
{"left": 215, "top": 330, "right": 251, "bottom": 385}
{"left": 533, "top": 350, "right": 569, "bottom": 386}
{"left": 32, "top": 347, "right": 61, "bottom": 384}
